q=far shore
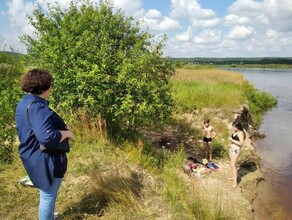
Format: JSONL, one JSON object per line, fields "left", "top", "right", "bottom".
{"left": 219, "top": 64, "right": 292, "bottom": 69}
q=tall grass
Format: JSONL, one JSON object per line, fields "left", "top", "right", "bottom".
{"left": 0, "top": 152, "right": 39, "bottom": 219}
{"left": 1, "top": 111, "right": 244, "bottom": 219}
{"left": 171, "top": 69, "right": 246, "bottom": 116}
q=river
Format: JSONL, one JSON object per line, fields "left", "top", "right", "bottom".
{"left": 227, "top": 68, "right": 292, "bottom": 219}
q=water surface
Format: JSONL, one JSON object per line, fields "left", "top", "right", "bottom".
{"left": 228, "top": 68, "right": 292, "bottom": 218}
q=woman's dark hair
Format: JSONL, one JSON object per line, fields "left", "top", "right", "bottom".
{"left": 232, "top": 120, "right": 246, "bottom": 139}
{"left": 204, "top": 119, "right": 210, "bottom": 124}
{"left": 21, "top": 69, "right": 53, "bottom": 95}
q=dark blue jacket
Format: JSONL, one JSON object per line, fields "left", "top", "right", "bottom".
{"left": 15, "top": 94, "right": 68, "bottom": 190}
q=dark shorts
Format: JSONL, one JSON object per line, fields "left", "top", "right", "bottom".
{"left": 203, "top": 137, "right": 212, "bottom": 143}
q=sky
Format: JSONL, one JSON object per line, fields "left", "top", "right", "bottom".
{"left": 0, "top": 0, "right": 291, "bottom": 58}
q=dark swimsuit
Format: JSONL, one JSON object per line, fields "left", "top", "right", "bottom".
{"left": 203, "top": 137, "right": 212, "bottom": 143}
{"left": 230, "top": 133, "right": 240, "bottom": 154}
{"left": 231, "top": 133, "right": 240, "bottom": 141}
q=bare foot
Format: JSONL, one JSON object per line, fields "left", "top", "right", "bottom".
{"left": 232, "top": 183, "right": 237, "bottom": 188}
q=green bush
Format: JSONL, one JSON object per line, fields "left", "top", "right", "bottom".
{"left": 242, "top": 80, "right": 277, "bottom": 126}
{"left": 21, "top": 1, "right": 174, "bottom": 135}
{"left": 0, "top": 53, "right": 24, "bottom": 164}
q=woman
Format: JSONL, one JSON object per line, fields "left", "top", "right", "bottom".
{"left": 229, "top": 120, "right": 245, "bottom": 188}
{"left": 15, "top": 69, "right": 73, "bottom": 220}
{"left": 203, "top": 119, "right": 217, "bottom": 161}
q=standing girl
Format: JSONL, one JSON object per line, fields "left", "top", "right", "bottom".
{"left": 229, "top": 120, "right": 246, "bottom": 188}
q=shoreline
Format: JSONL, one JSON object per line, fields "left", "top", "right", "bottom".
{"left": 147, "top": 106, "right": 267, "bottom": 218}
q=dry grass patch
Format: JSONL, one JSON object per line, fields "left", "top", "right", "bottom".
{"left": 172, "top": 69, "right": 244, "bottom": 84}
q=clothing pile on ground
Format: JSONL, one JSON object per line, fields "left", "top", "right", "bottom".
{"left": 183, "top": 157, "right": 219, "bottom": 178}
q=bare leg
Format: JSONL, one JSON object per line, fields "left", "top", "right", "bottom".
{"left": 205, "top": 142, "right": 211, "bottom": 160}
{"left": 204, "top": 142, "right": 208, "bottom": 159}
{"left": 230, "top": 152, "right": 240, "bottom": 188}
{"left": 209, "top": 142, "right": 212, "bottom": 161}
{"left": 228, "top": 148, "right": 233, "bottom": 180}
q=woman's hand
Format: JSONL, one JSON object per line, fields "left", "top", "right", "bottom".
{"left": 66, "top": 129, "right": 74, "bottom": 139}
{"left": 65, "top": 126, "right": 74, "bottom": 139}
{"left": 59, "top": 129, "right": 74, "bottom": 142}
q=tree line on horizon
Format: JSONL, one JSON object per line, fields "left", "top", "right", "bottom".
{"left": 171, "top": 57, "right": 292, "bottom": 66}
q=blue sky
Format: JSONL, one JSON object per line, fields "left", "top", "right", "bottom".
{"left": 0, "top": 0, "right": 291, "bottom": 57}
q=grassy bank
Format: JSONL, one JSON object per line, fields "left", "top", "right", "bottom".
{"left": 0, "top": 68, "right": 276, "bottom": 219}
{"left": 171, "top": 68, "right": 277, "bottom": 127}
{"left": 171, "top": 69, "right": 246, "bottom": 116}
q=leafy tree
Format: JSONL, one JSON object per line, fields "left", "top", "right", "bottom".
{"left": 0, "top": 53, "right": 23, "bottom": 164}
{"left": 21, "top": 0, "right": 174, "bottom": 134}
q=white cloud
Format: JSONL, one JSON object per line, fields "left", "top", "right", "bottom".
{"left": 226, "top": 25, "right": 253, "bottom": 40}
{"left": 112, "top": 0, "right": 145, "bottom": 18}
{"left": 191, "top": 17, "right": 221, "bottom": 29}
{"left": 280, "top": 37, "right": 290, "bottom": 46}
{"left": 264, "top": 0, "right": 292, "bottom": 19}
{"left": 224, "top": 14, "right": 250, "bottom": 25}
{"left": 228, "top": 0, "right": 262, "bottom": 17}
{"left": 159, "top": 17, "right": 181, "bottom": 30}
{"left": 170, "top": 0, "right": 216, "bottom": 19}
{"left": 175, "top": 26, "right": 192, "bottom": 41}
{"left": 193, "top": 29, "right": 221, "bottom": 44}
{"left": 141, "top": 16, "right": 181, "bottom": 31}
{"left": 226, "top": 0, "right": 270, "bottom": 30}
{"left": 227, "top": 0, "right": 292, "bottom": 32}
{"left": 145, "top": 9, "right": 162, "bottom": 19}
{"left": 1, "top": 0, "right": 292, "bottom": 57}
{"left": 263, "top": 0, "right": 292, "bottom": 32}
{"left": 166, "top": 0, "right": 292, "bottom": 57}
{"left": 266, "top": 29, "right": 277, "bottom": 39}
{"left": 169, "top": 0, "right": 220, "bottom": 31}
{"left": 7, "top": 0, "right": 35, "bottom": 28}
{"left": 170, "top": 0, "right": 201, "bottom": 19}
